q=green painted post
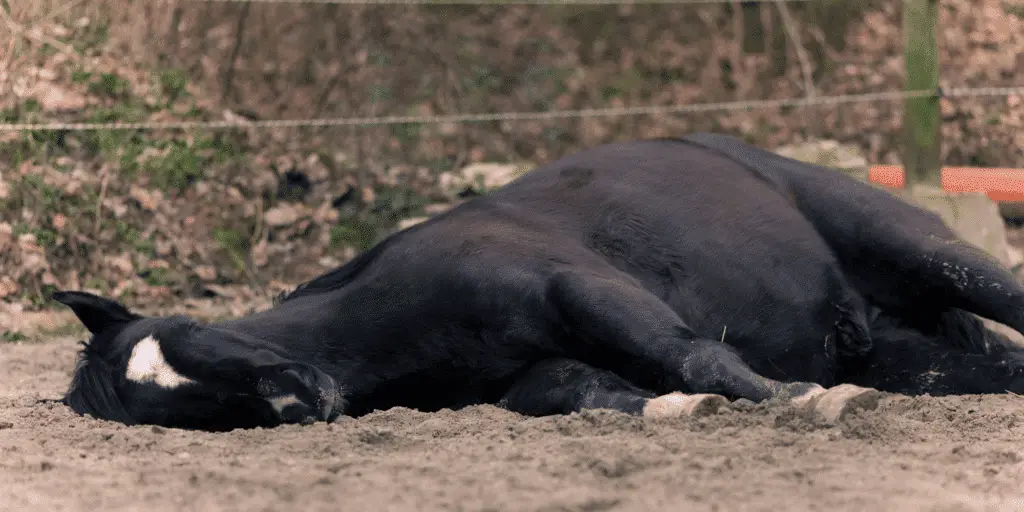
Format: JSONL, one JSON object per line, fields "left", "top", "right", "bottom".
{"left": 902, "top": 0, "right": 942, "bottom": 188}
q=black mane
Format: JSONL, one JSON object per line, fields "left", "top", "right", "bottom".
{"left": 63, "top": 337, "right": 136, "bottom": 425}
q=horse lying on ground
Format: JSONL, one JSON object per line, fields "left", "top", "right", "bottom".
{"left": 51, "top": 133, "right": 1024, "bottom": 432}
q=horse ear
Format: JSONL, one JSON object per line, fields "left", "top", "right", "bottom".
{"left": 50, "top": 290, "right": 141, "bottom": 335}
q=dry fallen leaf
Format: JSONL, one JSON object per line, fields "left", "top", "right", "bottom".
{"left": 264, "top": 205, "right": 301, "bottom": 227}
{"left": 51, "top": 214, "right": 66, "bottom": 231}
{"left": 105, "top": 255, "right": 135, "bottom": 276}
{"left": 0, "top": 277, "right": 18, "bottom": 299}
{"left": 31, "top": 82, "right": 88, "bottom": 112}
{"left": 194, "top": 265, "right": 218, "bottom": 281}
{"left": 130, "top": 186, "right": 160, "bottom": 212}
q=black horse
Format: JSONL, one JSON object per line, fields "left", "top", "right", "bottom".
{"left": 52, "top": 133, "right": 1024, "bottom": 431}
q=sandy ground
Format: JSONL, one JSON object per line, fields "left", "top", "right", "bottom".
{"left": 1, "top": 336, "right": 1023, "bottom": 511}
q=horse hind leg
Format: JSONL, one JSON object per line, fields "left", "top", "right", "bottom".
{"left": 843, "top": 311, "right": 1024, "bottom": 396}
{"left": 498, "top": 357, "right": 883, "bottom": 424}
{"left": 496, "top": 357, "right": 729, "bottom": 419}
{"left": 901, "top": 235, "right": 1024, "bottom": 339}
{"left": 679, "top": 132, "right": 1024, "bottom": 341}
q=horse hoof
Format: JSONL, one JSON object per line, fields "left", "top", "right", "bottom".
{"left": 642, "top": 392, "right": 728, "bottom": 419}
{"left": 788, "top": 383, "right": 827, "bottom": 407}
{"left": 800, "top": 384, "right": 883, "bottom": 423}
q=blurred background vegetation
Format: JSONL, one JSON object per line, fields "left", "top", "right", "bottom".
{"left": 1, "top": 0, "right": 1022, "bottom": 320}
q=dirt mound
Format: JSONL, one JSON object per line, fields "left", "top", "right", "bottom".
{"left": 3, "top": 336, "right": 1023, "bottom": 511}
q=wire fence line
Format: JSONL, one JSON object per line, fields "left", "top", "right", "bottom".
{"left": 168, "top": 0, "right": 816, "bottom": 5}
{"left": 2, "top": 86, "right": 1022, "bottom": 133}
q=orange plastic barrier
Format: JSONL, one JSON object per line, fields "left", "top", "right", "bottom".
{"left": 868, "top": 165, "right": 1024, "bottom": 202}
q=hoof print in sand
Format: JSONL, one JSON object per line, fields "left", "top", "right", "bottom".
{"left": 642, "top": 392, "right": 728, "bottom": 419}
{"left": 799, "top": 384, "right": 883, "bottom": 423}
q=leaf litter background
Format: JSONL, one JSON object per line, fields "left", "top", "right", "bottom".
{"left": 1, "top": 1, "right": 1024, "bottom": 510}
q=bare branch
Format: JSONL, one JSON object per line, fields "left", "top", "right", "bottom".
{"left": 0, "top": 2, "right": 81, "bottom": 63}
{"left": 773, "top": 0, "right": 814, "bottom": 98}
{"left": 222, "top": 2, "right": 253, "bottom": 103}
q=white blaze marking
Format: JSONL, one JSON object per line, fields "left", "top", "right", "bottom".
{"left": 125, "top": 335, "right": 196, "bottom": 388}
{"left": 267, "top": 394, "right": 302, "bottom": 413}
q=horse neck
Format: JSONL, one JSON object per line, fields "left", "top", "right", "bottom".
{"left": 210, "top": 295, "right": 343, "bottom": 357}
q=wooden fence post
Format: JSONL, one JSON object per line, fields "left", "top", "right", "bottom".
{"left": 902, "top": 0, "right": 942, "bottom": 188}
